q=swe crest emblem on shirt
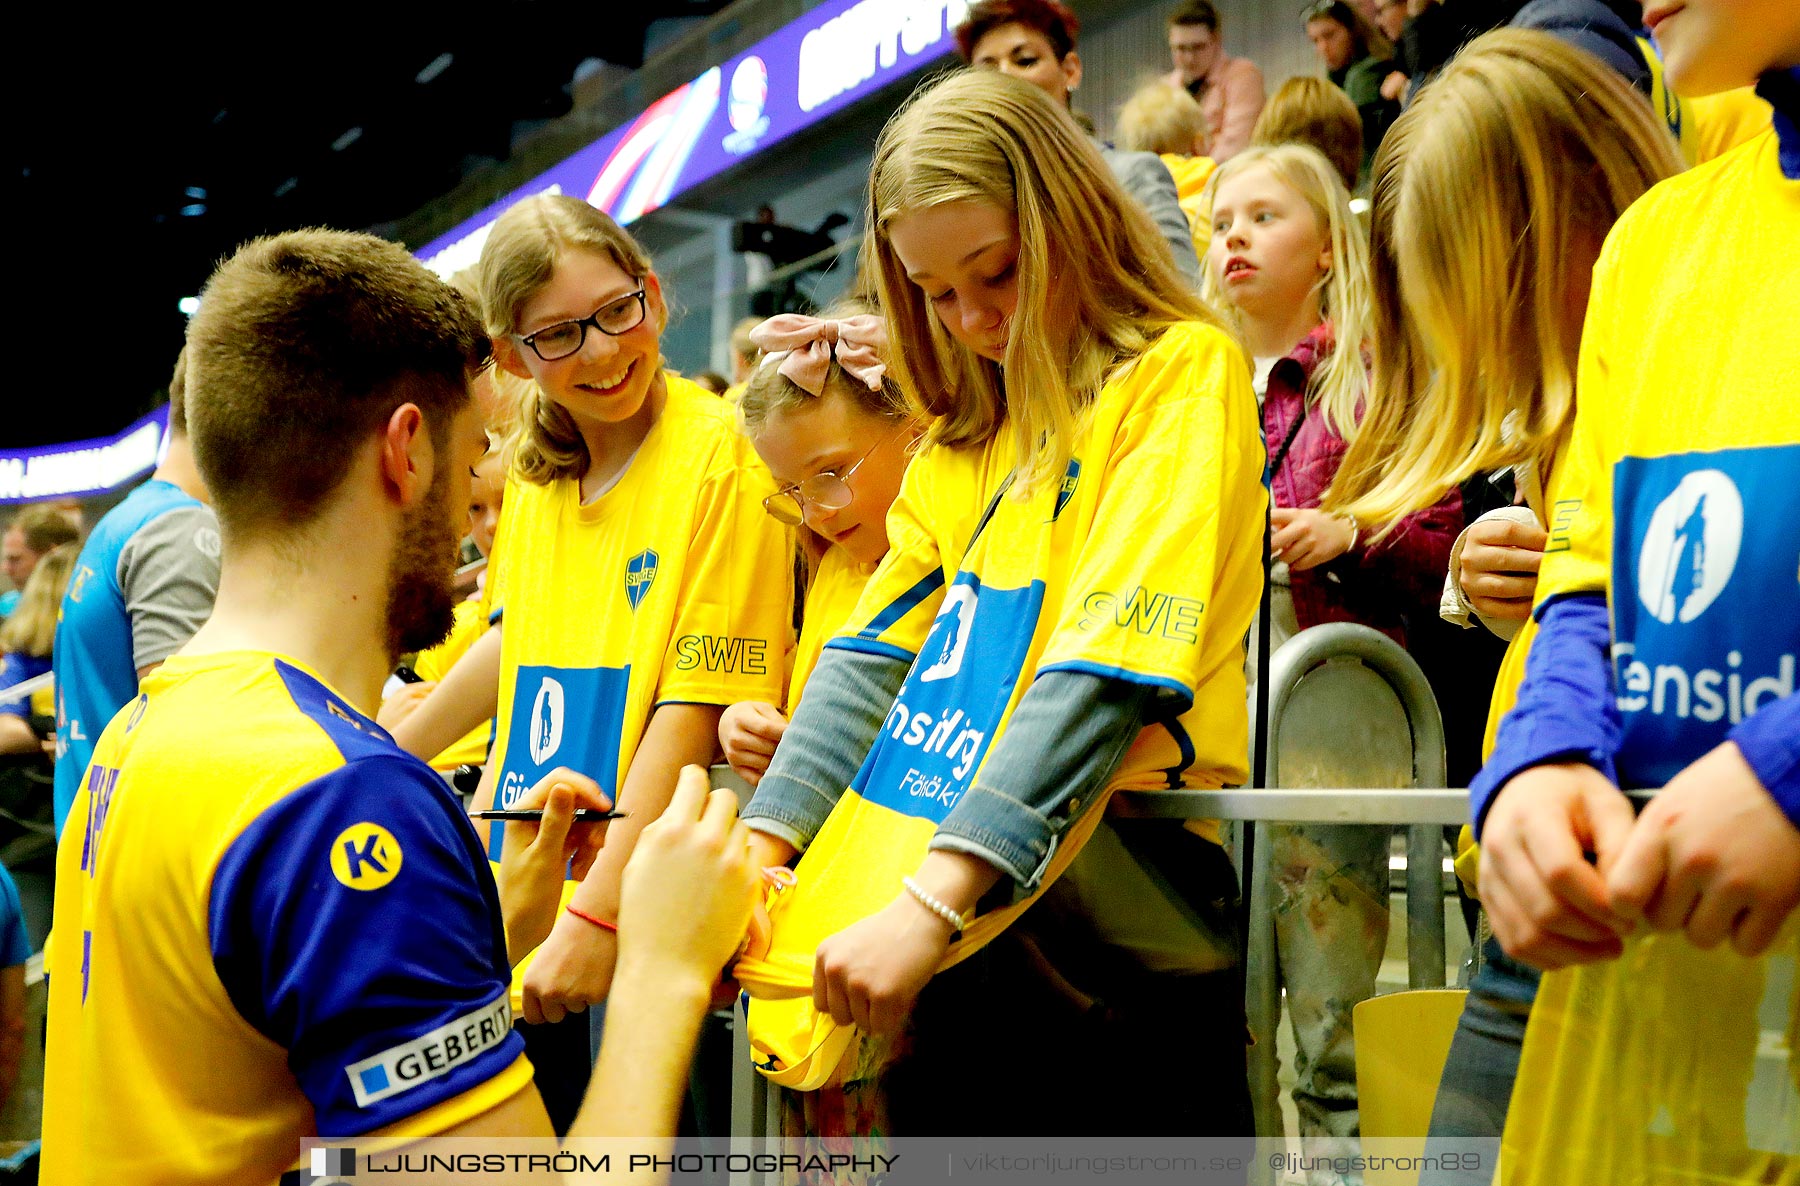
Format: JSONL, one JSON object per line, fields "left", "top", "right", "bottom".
{"left": 1054, "top": 459, "right": 1081, "bottom": 521}
{"left": 625, "top": 548, "right": 660, "bottom": 611}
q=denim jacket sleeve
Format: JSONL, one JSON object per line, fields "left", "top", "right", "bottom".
{"left": 931, "top": 670, "right": 1154, "bottom": 895}
{"left": 739, "top": 646, "right": 908, "bottom": 851}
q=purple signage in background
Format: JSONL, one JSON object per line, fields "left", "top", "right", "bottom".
{"left": 417, "top": 0, "right": 970, "bottom": 277}
{"left": 0, "top": 408, "right": 169, "bottom": 504}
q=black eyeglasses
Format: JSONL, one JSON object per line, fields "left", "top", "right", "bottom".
{"left": 762, "top": 428, "right": 902, "bottom": 526}
{"left": 517, "top": 290, "right": 648, "bottom": 361}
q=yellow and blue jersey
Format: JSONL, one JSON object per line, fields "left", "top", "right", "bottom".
{"left": 737, "top": 322, "right": 1265, "bottom": 1089}
{"left": 483, "top": 375, "right": 791, "bottom": 855}
{"left": 43, "top": 651, "right": 531, "bottom": 1185}
{"left": 1533, "top": 112, "right": 1799, "bottom": 788}
{"left": 1489, "top": 73, "right": 1800, "bottom": 1185}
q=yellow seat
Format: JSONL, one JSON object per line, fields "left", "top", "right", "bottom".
{"left": 1354, "top": 989, "right": 1468, "bottom": 1186}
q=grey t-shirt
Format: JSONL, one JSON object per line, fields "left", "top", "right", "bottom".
{"left": 115, "top": 502, "right": 221, "bottom": 672}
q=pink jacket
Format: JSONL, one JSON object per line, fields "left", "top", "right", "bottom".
{"left": 1164, "top": 54, "right": 1266, "bottom": 162}
{"left": 1264, "top": 324, "right": 1461, "bottom": 646}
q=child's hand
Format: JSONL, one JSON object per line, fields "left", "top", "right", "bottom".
{"left": 496, "top": 768, "right": 612, "bottom": 963}
{"left": 1480, "top": 762, "right": 1637, "bottom": 969}
{"left": 1271, "top": 507, "right": 1357, "bottom": 570}
{"left": 719, "top": 701, "right": 789, "bottom": 786}
{"left": 376, "top": 680, "right": 436, "bottom": 731}
{"left": 1607, "top": 741, "right": 1800, "bottom": 958}
{"left": 1459, "top": 516, "right": 1545, "bottom": 622}
{"left": 814, "top": 893, "right": 956, "bottom": 1036}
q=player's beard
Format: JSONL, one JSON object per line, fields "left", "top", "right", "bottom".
{"left": 385, "top": 461, "right": 460, "bottom": 660}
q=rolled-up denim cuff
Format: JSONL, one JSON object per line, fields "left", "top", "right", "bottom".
{"left": 738, "top": 808, "right": 813, "bottom": 855}
{"left": 740, "top": 771, "right": 846, "bottom": 851}
{"left": 929, "top": 782, "right": 1060, "bottom": 891}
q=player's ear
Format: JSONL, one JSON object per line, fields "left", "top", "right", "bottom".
{"left": 378, "top": 403, "right": 429, "bottom": 506}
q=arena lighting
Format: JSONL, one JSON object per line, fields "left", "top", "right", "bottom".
{"left": 418, "top": 0, "right": 971, "bottom": 277}
{"left": 415, "top": 52, "right": 453, "bottom": 84}
{"left": 180, "top": 203, "right": 206, "bottom": 217}
{"left": 185, "top": 185, "right": 207, "bottom": 199}
{"left": 177, "top": 297, "right": 201, "bottom": 316}
{"left": 332, "top": 126, "right": 364, "bottom": 152}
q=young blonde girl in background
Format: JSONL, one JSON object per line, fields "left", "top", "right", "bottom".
{"left": 463, "top": 196, "right": 792, "bottom": 1119}
{"left": 0, "top": 543, "right": 75, "bottom": 757}
{"left": 1322, "top": 31, "right": 1684, "bottom": 1185}
{"left": 733, "top": 68, "right": 1265, "bottom": 1135}
{"left": 1201, "top": 142, "right": 1457, "bottom": 1173}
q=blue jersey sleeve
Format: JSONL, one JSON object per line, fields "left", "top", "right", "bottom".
{"left": 1471, "top": 593, "right": 1623, "bottom": 837}
{"left": 208, "top": 754, "right": 524, "bottom": 1136}
{"left": 1731, "top": 694, "right": 1800, "bottom": 830}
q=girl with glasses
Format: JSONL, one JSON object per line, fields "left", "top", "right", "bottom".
{"left": 731, "top": 68, "right": 1265, "bottom": 1135}
{"left": 466, "top": 195, "right": 793, "bottom": 1075}
{"left": 718, "top": 303, "right": 918, "bottom": 794}
{"left": 717, "top": 302, "right": 919, "bottom": 1151}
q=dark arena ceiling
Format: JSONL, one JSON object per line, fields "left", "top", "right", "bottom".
{"left": 8, "top": 3, "right": 732, "bottom": 449}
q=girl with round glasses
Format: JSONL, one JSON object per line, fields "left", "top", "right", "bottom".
{"left": 468, "top": 195, "right": 794, "bottom": 1054}
{"left": 719, "top": 303, "right": 917, "bottom": 791}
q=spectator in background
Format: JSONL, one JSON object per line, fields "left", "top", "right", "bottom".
{"left": 1305, "top": 1, "right": 1401, "bottom": 179}
{"left": 1164, "top": 1, "right": 1267, "bottom": 161}
{"left": 1251, "top": 76, "right": 1365, "bottom": 194}
{"left": 0, "top": 506, "right": 80, "bottom": 621}
{"left": 52, "top": 350, "right": 219, "bottom": 838}
{"left": 1116, "top": 81, "right": 1217, "bottom": 257}
{"left": 0, "top": 543, "right": 74, "bottom": 757}
{"left": 955, "top": 0, "right": 1204, "bottom": 287}
{"left": 691, "top": 371, "right": 730, "bottom": 395}
{"left": 0, "top": 862, "right": 29, "bottom": 1113}
{"left": 724, "top": 315, "right": 763, "bottom": 402}
{"left": 1372, "top": 0, "right": 1411, "bottom": 101}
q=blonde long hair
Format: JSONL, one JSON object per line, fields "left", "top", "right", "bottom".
{"left": 866, "top": 68, "right": 1226, "bottom": 494}
{"left": 1, "top": 543, "right": 76, "bottom": 657}
{"left": 1200, "top": 143, "right": 1372, "bottom": 437}
{"left": 1327, "top": 30, "right": 1682, "bottom": 529}
{"left": 474, "top": 195, "right": 660, "bottom": 486}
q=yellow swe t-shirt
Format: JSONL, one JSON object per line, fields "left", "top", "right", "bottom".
{"left": 787, "top": 546, "right": 877, "bottom": 712}
{"left": 737, "top": 321, "right": 1265, "bottom": 1088}
{"left": 413, "top": 598, "right": 491, "bottom": 770}
{"left": 483, "top": 376, "right": 792, "bottom": 855}
{"left": 1499, "top": 122, "right": 1799, "bottom": 1186}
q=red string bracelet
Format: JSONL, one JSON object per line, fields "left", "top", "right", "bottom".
{"left": 565, "top": 904, "right": 618, "bottom": 933}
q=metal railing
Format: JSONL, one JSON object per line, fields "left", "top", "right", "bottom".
{"left": 724, "top": 623, "right": 1464, "bottom": 1182}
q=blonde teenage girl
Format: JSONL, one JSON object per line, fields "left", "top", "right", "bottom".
{"left": 735, "top": 68, "right": 1266, "bottom": 1134}
{"left": 1321, "top": 31, "right": 1682, "bottom": 1184}
{"left": 466, "top": 196, "right": 792, "bottom": 1031}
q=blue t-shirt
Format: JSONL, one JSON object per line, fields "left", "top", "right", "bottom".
{"left": 54, "top": 479, "right": 218, "bottom": 836}
{"left": 0, "top": 864, "right": 29, "bottom": 967}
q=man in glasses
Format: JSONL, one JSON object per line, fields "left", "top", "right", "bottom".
{"left": 1164, "top": 0, "right": 1267, "bottom": 161}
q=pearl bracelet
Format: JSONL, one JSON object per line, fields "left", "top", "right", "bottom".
{"left": 902, "top": 876, "right": 969, "bottom": 934}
